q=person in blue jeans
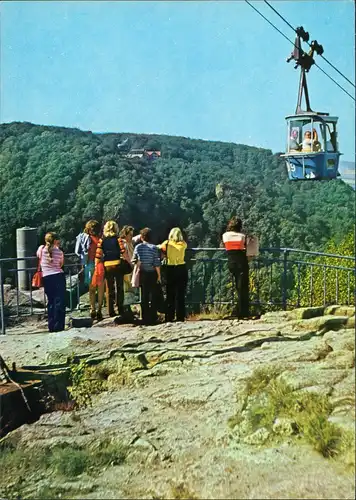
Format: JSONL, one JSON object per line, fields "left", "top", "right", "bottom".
{"left": 37, "top": 232, "right": 66, "bottom": 332}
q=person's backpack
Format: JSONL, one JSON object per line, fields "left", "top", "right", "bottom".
{"left": 75, "top": 232, "right": 91, "bottom": 263}
{"left": 246, "top": 235, "right": 259, "bottom": 257}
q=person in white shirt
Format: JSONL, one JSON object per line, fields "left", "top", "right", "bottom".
{"left": 222, "top": 217, "right": 250, "bottom": 319}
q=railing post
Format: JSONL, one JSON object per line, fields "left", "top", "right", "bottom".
{"left": 282, "top": 249, "right": 289, "bottom": 310}
{"left": 256, "top": 258, "right": 261, "bottom": 307}
{"left": 323, "top": 265, "right": 326, "bottom": 306}
{"left": 297, "top": 263, "right": 301, "bottom": 307}
{"left": 0, "top": 264, "right": 5, "bottom": 335}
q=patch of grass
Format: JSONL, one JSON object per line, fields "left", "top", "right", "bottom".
{"left": 0, "top": 438, "right": 128, "bottom": 499}
{"left": 106, "top": 368, "right": 133, "bottom": 388}
{"left": 49, "top": 440, "right": 128, "bottom": 476}
{"left": 243, "top": 364, "right": 284, "bottom": 397}
{"left": 227, "top": 413, "right": 244, "bottom": 429}
{"left": 189, "top": 304, "right": 232, "bottom": 321}
{"left": 302, "top": 415, "right": 341, "bottom": 458}
{"left": 50, "top": 445, "right": 90, "bottom": 477}
{"left": 36, "top": 484, "right": 92, "bottom": 500}
{"left": 247, "top": 397, "right": 275, "bottom": 431}
{"left": 36, "top": 485, "right": 68, "bottom": 499}
{"left": 170, "top": 483, "right": 199, "bottom": 499}
{"left": 94, "top": 364, "right": 114, "bottom": 380}
{"left": 0, "top": 447, "right": 52, "bottom": 499}
{"left": 70, "top": 411, "right": 81, "bottom": 422}
{"left": 67, "top": 358, "right": 105, "bottom": 408}
{"left": 229, "top": 364, "right": 354, "bottom": 462}
{"left": 338, "top": 429, "right": 356, "bottom": 468}
{"left": 0, "top": 446, "right": 51, "bottom": 477}
{"left": 91, "top": 439, "right": 128, "bottom": 467}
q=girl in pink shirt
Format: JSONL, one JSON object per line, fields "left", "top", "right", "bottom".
{"left": 37, "top": 232, "right": 66, "bottom": 332}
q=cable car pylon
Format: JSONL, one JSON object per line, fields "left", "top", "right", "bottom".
{"left": 281, "top": 28, "right": 342, "bottom": 181}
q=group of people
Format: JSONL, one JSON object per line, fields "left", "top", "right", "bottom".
{"left": 36, "top": 216, "right": 252, "bottom": 332}
{"left": 289, "top": 128, "right": 322, "bottom": 153}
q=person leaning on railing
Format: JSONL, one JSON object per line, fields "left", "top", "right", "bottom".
{"left": 37, "top": 232, "right": 66, "bottom": 332}
{"left": 158, "top": 227, "right": 188, "bottom": 322}
{"left": 222, "top": 217, "right": 250, "bottom": 319}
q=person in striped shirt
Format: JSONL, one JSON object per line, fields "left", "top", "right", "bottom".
{"left": 132, "top": 228, "right": 161, "bottom": 325}
{"left": 37, "top": 232, "right": 66, "bottom": 332}
{"left": 222, "top": 217, "right": 250, "bottom": 319}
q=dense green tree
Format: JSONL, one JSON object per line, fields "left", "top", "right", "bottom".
{"left": 295, "top": 230, "right": 355, "bottom": 307}
{"left": 0, "top": 121, "right": 354, "bottom": 268}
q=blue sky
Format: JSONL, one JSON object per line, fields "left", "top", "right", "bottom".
{"left": 1, "top": 0, "right": 355, "bottom": 161}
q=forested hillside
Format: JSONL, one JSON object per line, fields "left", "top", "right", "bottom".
{"left": 0, "top": 121, "right": 354, "bottom": 258}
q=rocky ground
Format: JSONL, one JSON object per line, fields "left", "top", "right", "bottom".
{"left": 0, "top": 306, "right": 355, "bottom": 499}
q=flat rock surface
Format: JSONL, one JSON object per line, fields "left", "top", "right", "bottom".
{"left": 1, "top": 308, "right": 355, "bottom": 499}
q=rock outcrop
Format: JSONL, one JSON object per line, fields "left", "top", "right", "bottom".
{"left": 0, "top": 306, "right": 355, "bottom": 499}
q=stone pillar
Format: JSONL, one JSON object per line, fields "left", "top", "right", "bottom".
{"left": 16, "top": 227, "right": 38, "bottom": 290}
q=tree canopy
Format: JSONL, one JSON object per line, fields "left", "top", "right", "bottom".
{"left": 0, "top": 121, "right": 354, "bottom": 259}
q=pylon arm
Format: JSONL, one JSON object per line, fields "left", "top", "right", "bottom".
{"left": 296, "top": 69, "right": 312, "bottom": 114}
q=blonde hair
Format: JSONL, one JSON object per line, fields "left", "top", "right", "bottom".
{"left": 168, "top": 227, "right": 184, "bottom": 242}
{"left": 84, "top": 220, "right": 100, "bottom": 236}
{"left": 120, "top": 225, "right": 134, "bottom": 238}
{"left": 103, "top": 220, "right": 119, "bottom": 238}
{"left": 44, "top": 232, "right": 59, "bottom": 261}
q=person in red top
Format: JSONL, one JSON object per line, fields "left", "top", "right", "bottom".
{"left": 222, "top": 216, "right": 250, "bottom": 319}
{"left": 76, "top": 220, "right": 105, "bottom": 321}
{"left": 95, "top": 221, "right": 128, "bottom": 318}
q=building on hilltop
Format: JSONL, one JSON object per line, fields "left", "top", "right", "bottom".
{"left": 125, "top": 148, "right": 145, "bottom": 159}
{"left": 145, "top": 150, "right": 161, "bottom": 160}
{"left": 124, "top": 148, "right": 161, "bottom": 160}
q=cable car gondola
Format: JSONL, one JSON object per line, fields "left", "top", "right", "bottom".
{"left": 281, "top": 28, "right": 342, "bottom": 181}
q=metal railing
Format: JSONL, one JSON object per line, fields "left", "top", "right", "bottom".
{"left": 185, "top": 248, "right": 355, "bottom": 314}
{"left": 0, "top": 247, "right": 355, "bottom": 334}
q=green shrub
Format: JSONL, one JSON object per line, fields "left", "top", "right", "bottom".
{"left": 0, "top": 439, "right": 128, "bottom": 498}
{"left": 50, "top": 445, "right": 90, "bottom": 477}
{"left": 243, "top": 364, "right": 283, "bottom": 397}
{"left": 302, "top": 415, "right": 341, "bottom": 458}
{"left": 67, "top": 358, "right": 105, "bottom": 408}
{"left": 230, "top": 365, "right": 354, "bottom": 461}
{"left": 91, "top": 439, "right": 128, "bottom": 467}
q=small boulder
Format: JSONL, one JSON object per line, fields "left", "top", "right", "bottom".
{"left": 288, "top": 306, "right": 325, "bottom": 320}
{"left": 324, "top": 305, "right": 355, "bottom": 318}
{"left": 323, "top": 329, "right": 355, "bottom": 352}
{"left": 323, "top": 350, "right": 355, "bottom": 370}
